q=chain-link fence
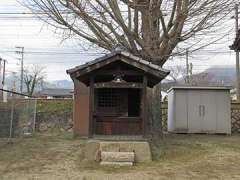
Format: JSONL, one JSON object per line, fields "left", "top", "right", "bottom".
{"left": 35, "top": 99, "right": 73, "bottom": 132}
{"left": 0, "top": 89, "right": 37, "bottom": 143}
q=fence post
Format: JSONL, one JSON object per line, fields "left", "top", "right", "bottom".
{"left": 33, "top": 99, "right": 37, "bottom": 133}
{"left": 8, "top": 99, "right": 14, "bottom": 143}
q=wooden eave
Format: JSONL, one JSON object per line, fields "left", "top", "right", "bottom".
{"left": 94, "top": 82, "right": 144, "bottom": 89}
{"left": 67, "top": 51, "right": 169, "bottom": 87}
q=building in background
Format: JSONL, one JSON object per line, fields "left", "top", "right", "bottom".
{"left": 35, "top": 88, "right": 73, "bottom": 99}
{"left": 168, "top": 86, "right": 231, "bottom": 134}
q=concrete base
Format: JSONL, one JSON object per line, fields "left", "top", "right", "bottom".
{"left": 83, "top": 140, "right": 152, "bottom": 163}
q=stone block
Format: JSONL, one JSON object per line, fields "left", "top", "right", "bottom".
{"left": 99, "top": 141, "right": 152, "bottom": 162}
{"left": 101, "top": 151, "right": 135, "bottom": 162}
{"left": 100, "top": 161, "right": 133, "bottom": 166}
{"left": 84, "top": 140, "right": 152, "bottom": 163}
{"left": 83, "top": 140, "right": 100, "bottom": 161}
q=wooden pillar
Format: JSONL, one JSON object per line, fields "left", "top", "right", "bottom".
{"left": 142, "top": 76, "right": 147, "bottom": 136}
{"left": 89, "top": 76, "right": 94, "bottom": 137}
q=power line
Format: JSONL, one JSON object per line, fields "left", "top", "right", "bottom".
{"left": 0, "top": 50, "right": 105, "bottom": 55}
{"left": 0, "top": 88, "right": 34, "bottom": 98}
{"left": 0, "top": 12, "right": 51, "bottom": 15}
{"left": 0, "top": 49, "right": 234, "bottom": 54}
{"left": 0, "top": 9, "right": 131, "bottom": 15}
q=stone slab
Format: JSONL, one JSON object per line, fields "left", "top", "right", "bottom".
{"left": 100, "top": 161, "right": 133, "bottom": 166}
{"left": 99, "top": 141, "right": 152, "bottom": 162}
{"left": 101, "top": 151, "right": 135, "bottom": 162}
{"left": 83, "top": 140, "right": 152, "bottom": 163}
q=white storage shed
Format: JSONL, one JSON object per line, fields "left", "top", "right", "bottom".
{"left": 168, "top": 87, "right": 231, "bottom": 134}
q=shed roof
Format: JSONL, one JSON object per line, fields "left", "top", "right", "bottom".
{"left": 168, "top": 86, "right": 231, "bottom": 93}
{"left": 66, "top": 51, "right": 170, "bottom": 79}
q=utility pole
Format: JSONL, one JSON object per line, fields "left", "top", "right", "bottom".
{"left": 0, "top": 58, "right": 2, "bottom": 89}
{"left": 186, "top": 49, "right": 190, "bottom": 84}
{"left": 15, "top": 46, "right": 24, "bottom": 93}
{"left": 189, "top": 62, "right": 193, "bottom": 85}
{"left": 2, "top": 59, "right": 6, "bottom": 87}
{"left": 0, "top": 59, "right": 7, "bottom": 102}
{"left": 235, "top": 4, "right": 240, "bottom": 101}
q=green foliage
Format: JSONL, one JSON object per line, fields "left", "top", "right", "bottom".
{"left": 37, "top": 99, "right": 72, "bottom": 113}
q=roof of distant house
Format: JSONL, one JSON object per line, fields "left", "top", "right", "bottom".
{"left": 36, "top": 88, "right": 73, "bottom": 97}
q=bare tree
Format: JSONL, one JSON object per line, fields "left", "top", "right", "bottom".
{"left": 25, "top": 0, "right": 234, "bottom": 65}
{"left": 190, "top": 72, "right": 214, "bottom": 86}
{"left": 168, "top": 65, "right": 187, "bottom": 83}
{"left": 23, "top": 65, "right": 46, "bottom": 96}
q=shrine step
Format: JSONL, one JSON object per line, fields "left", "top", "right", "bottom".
{"left": 100, "top": 161, "right": 133, "bottom": 166}
{"left": 100, "top": 151, "right": 135, "bottom": 166}
{"left": 101, "top": 151, "right": 135, "bottom": 162}
{"left": 83, "top": 140, "right": 152, "bottom": 163}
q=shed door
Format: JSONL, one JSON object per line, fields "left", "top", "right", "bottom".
{"left": 187, "top": 90, "right": 218, "bottom": 133}
{"left": 175, "top": 90, "right": 188, "bottom": 131}
{"left": 201, "top": 91, "right": 217, "bottom": 133}
{"left": 216, "top": 91, "right": 231, "bottom": 134}
{"left": 187, "top": 90, "right": 203, "bottom": 133}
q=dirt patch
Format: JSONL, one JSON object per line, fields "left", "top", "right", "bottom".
{"left": 1, "top": 133, "right": 240, "bottom": 179}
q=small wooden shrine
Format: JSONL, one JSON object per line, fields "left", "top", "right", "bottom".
{"left": 67, "top": 51, "right": 169, "bottom": 137}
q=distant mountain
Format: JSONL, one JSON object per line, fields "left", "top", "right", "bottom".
{"left": 200, "top": 65, "right": 235, "bottom": 86}
{"left": 50, "top": 80, "right": 73, "bottom": 89}
{"left": 2, "top": 75, "right": 73, "bottom": 92}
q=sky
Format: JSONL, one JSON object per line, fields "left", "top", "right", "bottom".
{"left": 0, "top": 0, "right": 104, "bottom": 82}
{"left": 0, "top": 0, "right": 238, "bottom": 83}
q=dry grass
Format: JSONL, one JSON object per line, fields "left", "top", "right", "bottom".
{"left": 1, "top": 132, "right": 240, "bottom": 179}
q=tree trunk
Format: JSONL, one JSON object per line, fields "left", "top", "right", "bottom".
{"left": 151, "top": 82, "right": 163, "bottom": 143}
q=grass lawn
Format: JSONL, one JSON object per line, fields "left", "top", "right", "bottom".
{"left": 0, "top": 132, "right": 240, "bottom": 180}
